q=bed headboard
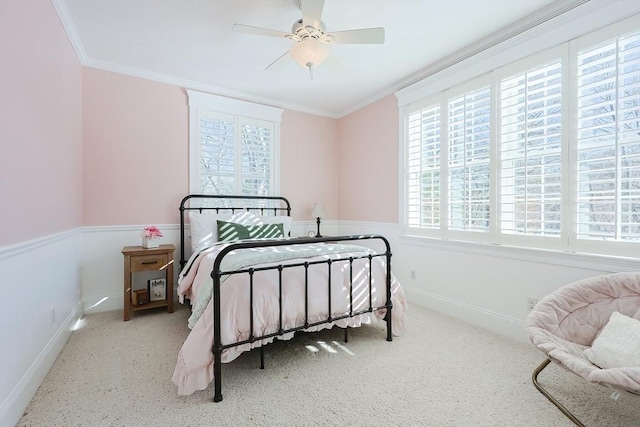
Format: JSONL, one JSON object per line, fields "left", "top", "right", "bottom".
{"left": 178, "top": 194, "right": 292, "bottom": 269}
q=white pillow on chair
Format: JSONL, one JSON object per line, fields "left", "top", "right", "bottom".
{"left": 584, "top": 311, "right": 640, "bottom": 369}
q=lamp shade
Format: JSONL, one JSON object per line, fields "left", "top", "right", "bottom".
{"left": 290, "top": 38, "right": 330, "bottom": 69}
{"left": 311, "top": 203, "right": 325, "bottom": 219}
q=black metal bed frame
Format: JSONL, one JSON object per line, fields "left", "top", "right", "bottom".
{"left": 179, "top": 194, "right": 394, "bottom": 402}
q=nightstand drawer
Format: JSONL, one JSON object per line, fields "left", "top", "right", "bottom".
{"left": 130, "top": 254, "right": 166, "bottom": 272}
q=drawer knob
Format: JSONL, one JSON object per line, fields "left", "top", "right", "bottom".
{"left": 142, "top": 261, "right": 158, "bottom": 265}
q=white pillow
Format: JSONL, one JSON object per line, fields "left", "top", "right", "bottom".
{"left": 188, "top": 211, "right": 262, "bottom": 251}
{"left": 583, "top": 311, "right": 640, "bottom": 369}
{"left": 228, "top": 211, "right": 261, "bottom": 226}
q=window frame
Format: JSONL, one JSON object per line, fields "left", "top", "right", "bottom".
{"left": 494, "top": 45, "right": 569, "bottom": 252}
{"left": 187, "top": 90, "right": 283, "bottom": 196}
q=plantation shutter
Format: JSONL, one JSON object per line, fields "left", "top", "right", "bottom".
{"left": 407, "top": 104, "right": 441, "bottom": 229}
{"left": 500, "top": 60, "right": 563, "bottom": 237}
{"left": 240, "top": 118, "right": 272, "bottom": 196}
{"left": 199, "top": 112, "right": 235, "bottom": 195}
{"left": 447, "top": 87, "right": 491, "bottom": 232}
{"left": 197, "top": 112, "right": 274, "bottom": 197}
{"left": 576, "top": 31, "right": 640, "bottom": 241}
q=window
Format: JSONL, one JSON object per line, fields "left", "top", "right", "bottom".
{"left": 448, "top": 86, "right": 491, "bottom": 234}
{"left": 400, "top": 18, "right": 639, "bottom": 257}
{"left": 575, "top": 32, "right": 640, "bottom": 243}
{"left": 407, "top": 102, "right": 440, "bottom": 230}
{"left": 500, "top": 60, "right": 563, "bottom": 239}
{"left": 187, "top": 90, "right": 283, "bottom": 197}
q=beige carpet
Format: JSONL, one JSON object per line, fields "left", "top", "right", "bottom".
{"left": 18, "top": 303, "right": 639, "bottom": 427}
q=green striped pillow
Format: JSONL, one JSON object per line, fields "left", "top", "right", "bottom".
{"left": 217, "top": 220, "right": 249, "bottom": 242}
{"left": 247, "top": 223, "right": 284, "bottom": 239}
{"left": 217, "top": 221, "right": 284, "bottom": 242}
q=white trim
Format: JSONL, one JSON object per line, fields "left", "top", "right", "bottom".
{"left": 338, "top": 219, "right": 638, "bottom": 271}
{"left": 187, "top": 91, "right": 282, "bottom": 196}
{"left": 395, "top": 2, "right": 639, "bottom": 107}
{"left": 399, "top": 234, "right": 639, "bottom": 273}
{"left": 56, "top": 0, "right": 329, "bottom": 116}
{"left": 82, "top": 54, "right": 338, "bottom": 117}
{"left": 83, "top": 294, "right": 126, "bottom": 315}
{"left": 341, "top": 0, "right": 592, "bottom": 117}
{"left": 53, "top": 0, "right": 639, "bottom": 120}
{"left": 187, "top": 90, "right": 283, "bottom": 122}
{"left": 188, "top": 104, "right": 200, "bottom": 195}
{"left": 0, "top": 228, "right": 81, "bottom": 260}
{"left": 337, "top": 220, "right": 400, "bottom": 234}
{"left": 51, "top": 0, "right": 88, "bottom": 63}
{"left": 82, "top": 224, "right": 181, "bottom": 234}
{"left": 0, "top": 301, "right": 83, "bottom": 427}
{"left": 403, "top": 287, "right": 529, "bottom": 343}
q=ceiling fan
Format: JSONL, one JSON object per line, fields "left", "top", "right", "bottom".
{"left": 232, "top": 0, "right": 385, "bottom": 78}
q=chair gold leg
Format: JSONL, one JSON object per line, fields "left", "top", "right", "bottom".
{"left": 532, "top": 358, "right": 585, "bottom": 427}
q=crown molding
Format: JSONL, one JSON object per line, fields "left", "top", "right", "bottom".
{"left": 51, "top": 0, "right": 87, "bottom": 63}
{"left": 395, "top": 0, "right": 590, "bottom": 96}
{"left": 51, "top": 0, "right": 338, "bottom": 119}
{"left": 52, "top": 0, "right": 637, "bottom": 120}
{"left": 339, "top": 0, "right": 593, "bottom": 117}
{"left": 82, "top": 57, "right": 339, "bottom": 118}
{"left": 395, "top": 0, "right": 639, "bottom": 107}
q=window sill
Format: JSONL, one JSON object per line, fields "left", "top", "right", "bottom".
{"left": 398, "top": 234, "right": 639, "bottom": 272}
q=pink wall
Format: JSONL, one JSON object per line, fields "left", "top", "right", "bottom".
{"left": 337, "top": 95, "right": 399, "bottom": 223}
{"left": 82, "top": 69, "right": 339, "bottom": 225}
{"left": 0, "top": 0, "right": 83, "bottom": 246}
{"left": 281, "top": 110, "right": 339, "bottom": 221}
{"left": 82, "top": 68, "right": 188, "bottom": 225}
{"left": 0, "top": 0, "right": 392, "bottom": 236}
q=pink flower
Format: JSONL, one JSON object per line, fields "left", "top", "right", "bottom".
{"left": 141, "top": 226, "right": 163, "bottom": 239}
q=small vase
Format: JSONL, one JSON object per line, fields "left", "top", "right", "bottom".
{"left": 142, "top": 237, "right": 159, "bottom": 249}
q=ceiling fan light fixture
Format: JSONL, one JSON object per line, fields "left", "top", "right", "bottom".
{"left": 290, "top": 37, "right": 329, "bottom": 70}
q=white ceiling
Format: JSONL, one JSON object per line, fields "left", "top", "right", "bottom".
{"left": 58, "top": 0, "right": 563, "bottom": 118}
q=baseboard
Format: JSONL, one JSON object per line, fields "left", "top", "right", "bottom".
{"left": 403, "top": 286, "right": 529, "bottom": 344}
{"left": 1, "top": 301, "right": 83, "bottom": 427}
{"left": 83, "top": 293, "right": 123, "bottom": 314}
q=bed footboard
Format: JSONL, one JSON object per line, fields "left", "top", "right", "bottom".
{"left": 210, "top": 234, "right": 393, "bottom": 402}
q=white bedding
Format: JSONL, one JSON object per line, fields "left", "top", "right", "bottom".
{"left": 172, "top": 240, "right": 407, "bottom": 395}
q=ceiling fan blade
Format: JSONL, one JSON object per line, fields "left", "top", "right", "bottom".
{"left": 232, "top": 24, "right": 291, "bottom": 40}
{"left": 300, "top": 0, "right": 324, "bottom": 28}
{"left": 265, "top": 49, "right": 291, "bottom": 70}
{"left": 330, "top": 27, "right": 385, "bottom": 44}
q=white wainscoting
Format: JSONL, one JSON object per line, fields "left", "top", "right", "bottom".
{"left": 0, "top": 230, "right": 83, "bottom": 427}
{"left": 337, "top": 221, "right": 639, "bottom": 343}
{"left": 81, "top": 224, "right": 182, "bottom": 315}
{"left": 81, "top": 220, "right": 338, "bottom": 314}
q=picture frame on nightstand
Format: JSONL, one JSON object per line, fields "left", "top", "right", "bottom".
{"left": 148, "top": 278, "right": 166, "bottom": 302}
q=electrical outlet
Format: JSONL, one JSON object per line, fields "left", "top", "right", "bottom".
{"left": 527, "top": 297, "right": 537, "bottom": 311}
{"left": 410, "top": 270, "right": 416, "bottom": 280}
{"left": 50, "top": 307, "right": 55, "bottom": 325}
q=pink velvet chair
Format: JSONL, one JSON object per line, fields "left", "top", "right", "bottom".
{"left": 525, "top": 272, "right": 640, "bottom": 426}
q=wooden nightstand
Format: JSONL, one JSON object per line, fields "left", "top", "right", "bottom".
{"left": 122, "top": 244, "right": 175, "bottom": 321}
